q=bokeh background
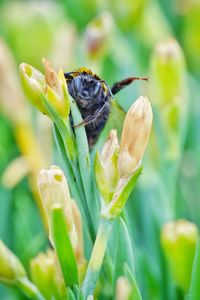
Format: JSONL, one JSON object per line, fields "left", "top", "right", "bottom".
{"left": 0, "top": 0, "right": 200, "bottom": 299}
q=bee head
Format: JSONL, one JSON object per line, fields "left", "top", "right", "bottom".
{"left": 67, "top": 74, "right": 110, "bottom": 109}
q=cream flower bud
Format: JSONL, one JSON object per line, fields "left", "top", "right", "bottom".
{"left": 118, "top": 96, "right": 153, "bottom": 178}
{"left": 115, "top": 276, "right": 131, "bottom": 300}
{"left": 0, "top": 240, "right": 26, "bottom": 285}
{"left": 38, "top": 165, "right": 77, "bottom": 247}
{"left": 37, "top": 165, "right": 85, "bottom": 263}
{"left": 95, "top": 130, "right": 119, "bottom": 204}
{"left": 161, "top": 219, "right": 199, "bottom": 291}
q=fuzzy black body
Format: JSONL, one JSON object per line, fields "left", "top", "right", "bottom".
{"left": 65, "top": 68, "right": 112, "bottom": 146}
{"left": 64, "top": 67, "right": 148, "bottom": 147}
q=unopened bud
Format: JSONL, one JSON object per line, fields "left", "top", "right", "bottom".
{"left": 85, "top": 12, "right": 113, "bottom": 58}
{"left": 0, "top": 240, "right": 26, "bottom": 285}
{"left": 30, "top": 249, "right": 66, "bottom": 299}
{"left": 115, "top": 276, "right": 131, "bottom": 300}
{"left": 0, "top": 39, "right": 27, "bottom": 123}
{"left": 161, "top": 219, "right": 199, "bottom": 291}
{"left": 150, "top": 38, "right": 188, "bottom": 161}
{"left": 118, "top": 96, "right": 153, "bottom": 178}
{"left": 95, "top": 130, "right": 120, "bottom": 204}
{"left": 37, "top": 165, "right": 84, "bottom": 259}
{"left": 20, "top": 59, "right": 70, "bottom": 120}
{"left": 38, "top": 166, "right": 76, "bottom": 243}
{"left": 20, "top": 63, "right": 46, "bottom": 113}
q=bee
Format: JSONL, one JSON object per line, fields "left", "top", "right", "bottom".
{"left": 64, "top": 67, "right": 148, "bottom": 147}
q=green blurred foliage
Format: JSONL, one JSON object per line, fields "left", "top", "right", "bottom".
{"left": 0, "top": 0, "right": 200, "bottom": 299}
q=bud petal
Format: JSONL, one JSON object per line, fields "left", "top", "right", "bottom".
{"left": 0, "top": 240, "right": 26, "bottom": 285}
{"left": 118, "top": 96, "right": 153, "bottom": 178}
{"left": 161, "top": 219, "right": 199, "bottom": 291}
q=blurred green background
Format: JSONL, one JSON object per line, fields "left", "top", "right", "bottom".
{"left": 0, "top": 0, "right": 200, "bottom": 299}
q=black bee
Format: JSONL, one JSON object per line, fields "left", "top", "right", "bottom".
{"left": 64, "top": 67, "right": 148, "bottom": 146}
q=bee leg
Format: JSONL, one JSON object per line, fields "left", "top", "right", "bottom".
{"left": 74, "top": 102, "right": 109, "bottom": 128}
{"left": 111, "top": 76, "right": 148, "bottom": 95}
{"left": 74, "top": 114, "right": 96, "bottom": 128}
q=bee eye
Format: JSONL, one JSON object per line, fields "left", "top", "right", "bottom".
{"left": 73, "top": 76, "right": 82, "bottom": 93}
{"left": 93, "top": 82, "right": 101, "bottom": 97}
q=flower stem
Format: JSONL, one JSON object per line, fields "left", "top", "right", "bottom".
{"left": 82, "top": 218, "right": 114, "bottom": 298}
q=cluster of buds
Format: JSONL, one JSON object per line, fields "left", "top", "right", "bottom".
{"left": 161, "top": 219, "right": 199, "bottom": 292}
{"left": 20, "top": 58, "right": 70, "bottom": 120}
{"left": 38, "top": 165, "right": 84, "bottom": 264}
{"left": 95, "top": 96, "right": 153, "bottom": 219}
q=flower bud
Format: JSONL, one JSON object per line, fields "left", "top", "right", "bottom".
{"left": 149, "top": 39, "right": 188, "bottom": 161}
{"left": 0, "top": 240, "right": 26, "bottom": 285}
{"left": 19, "top": 63, "right": 46, "bottom": 114}
{"left": 95, "top": 130, "right": 120, "bottom": 204}
{"left": 118, "top": 96, "right": 153, "bottom": 178}
{"left": 85, "top": 12, "right": 113, "bottom": 58}
{"left": 20, "top": 59, "right": 70, "bottom": 120}
{"left": 38, "top": 165, "right": 84, "bottom": 260}
{"left": 161, "top": 219, "right": 199, "bottom": 291}
{"left": 30, "top": 249, "right": 66, "bottom": 299}
{"left": 115, "top": 276, "right": 131, "bottom": 300}
{"left": 0, "top": 39, "right": 28, "bottom": 123}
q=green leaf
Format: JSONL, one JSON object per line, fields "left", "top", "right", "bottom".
{"left": 67, "top": 288, "right": 76, "bottom": 300}
{"left": 53, "top": 124, "right": 83, "bottom": 205}
{"left": 107, "top": 166, "right": 143, "bottom": 218}
{"left": 51, "top": 205, "right": 79, "bottom": 287}
{"left": 70, "top": 97, "right": 98, "bottom": 234}
{"left": 40, "top": 94, "right": 77, "bottom": 163}
{"left": 188, "top": 239, "right": 200, "bottom": 300}
{"left": 112, "top": 218, "right": 135, "bottom": 282}
{"left": 124, "top": 264, "right": 142, "bottom": 300}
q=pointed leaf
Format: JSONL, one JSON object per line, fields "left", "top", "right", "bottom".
{"left": 51, "top": 205, "right": 79, "bottom": 287}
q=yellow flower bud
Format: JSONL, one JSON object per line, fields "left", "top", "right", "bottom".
{"left": 20, "top": 59, "right": 70, "bottom": 120}
{"left": 161, "top": 219, "right": 199, "bottom": 291}
{"left": 118, "top": 96, "right": 153, "bottom": 178}
{"left": 30, "top": 249, "right": 66, "bottom": 299}
{"left": 0, "top": 240, "right": 26, "bottom": 285}
{"left": 19, "top": 63, "right": 46, "bottom": 114}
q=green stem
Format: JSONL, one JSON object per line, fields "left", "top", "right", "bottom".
{"left": 17, "top": 277, "right": 45, "bottom": 300}
{"left": 82, "top": 218, "right": 114, "bottom": 298}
